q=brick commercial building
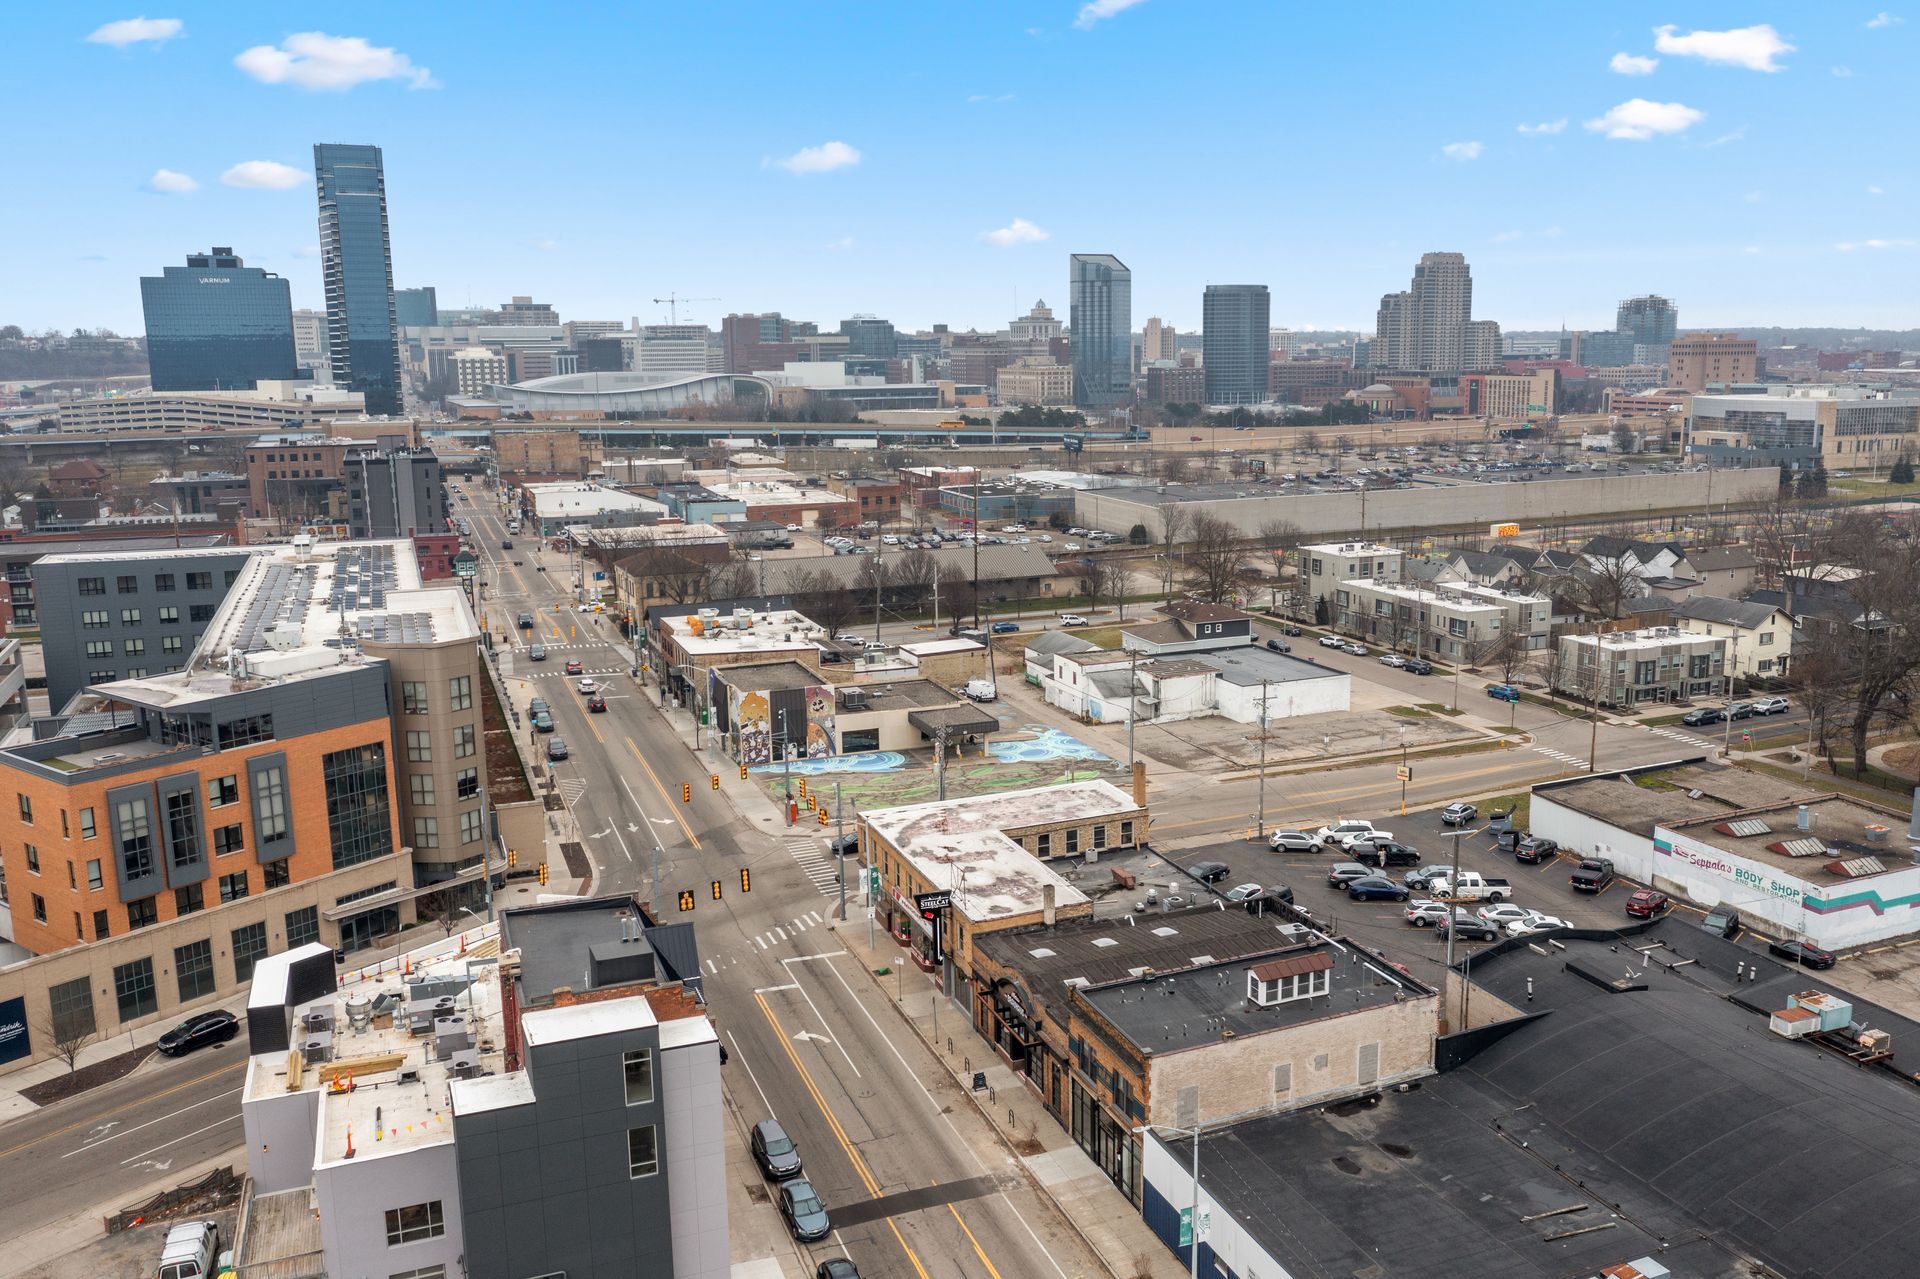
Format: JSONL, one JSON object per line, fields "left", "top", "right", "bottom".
{"left": 1668, "top": 332, "right": 1759, "bottom": 392}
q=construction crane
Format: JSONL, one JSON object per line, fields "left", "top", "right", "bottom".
{"left": 652, "top": 293, "right": 718, "bottom": 324}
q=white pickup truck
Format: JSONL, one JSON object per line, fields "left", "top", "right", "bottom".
{"left": 1422, "top": 870, "right": 1515, "bottom": 902}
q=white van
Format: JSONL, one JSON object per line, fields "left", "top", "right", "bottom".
{"left": 156, "top": 1220, "right": 223, "bottom": 1279}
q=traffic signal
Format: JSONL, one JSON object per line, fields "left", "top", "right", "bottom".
{"left": 682, "top": 783, "right": 692, "bottom": 803}
{"left": 710, "top": 774, "right": 720, "bottom": 791}
{"left": 678, "top": 889, "right": 695, "bottom": 912}
{"left": 818, "top": 807, "right": 828, "bottom": 826}
{"left": 538, "top": 863, "right": 549, "bottom": 886}
{"left": 739, "top": 763, "right": 749, "bottom": 780}
{"left": 711, "top": 879, "right": 723, "bottom": 901}
{"left": 798, "top": 778, "right": 809, "bottom": 800}
{"left": 507, "top": 848, "right": 518, "bottom": 868}
{"left": 740, "top": 867, "right": 751, "bottom": 893}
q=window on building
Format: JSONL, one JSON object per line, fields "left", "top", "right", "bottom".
{"left": 452, "top": 726, "right": 475, "bottom": 758}
{"left": 125, "top": 667, "right": 148, "bottom": 679}
{"left": 81, "top": 609, "right": 108, "bottom": 629}
{"left": 153, "top": 574, "right": 175, "bottom": 592}
{"left": 224, "top": 570, "right": 240, "bottom": 587}
{"left": 402, "top": 682, "right": 429, "bottom": 714}
{"left": 92, "top": 908, "right": 109, "bottom": 939}
{"left": 627, "top": 1126, "right": 659, "bottom": 1178}
{"left": 158, "top": 605, "right": 180, "bottom": 624}
{"left": 232, "top": 921, "right": 268, "bottom": 983}
{"left": 187, "top": 571, "right": 212, "bottom": 591}
{"left": 16, "top": 793, "right": 29, "bottom": 825}
{"left": 219, "top": 870, "right": 248, "bottom": 902}
{"left": 24, "top": 844, "right": 38, "bottom": 874}
{"left": 324, "top": 744, "right": 393, "bottom": 870}
{"left": 406, "top": 731, "right": 431, "bottom": 762}
{"left": 165, "top": 791, "right": 200, "bottom": 870}
{"left": 175, "top": 882, "right": 203, "bottom": 916}
{"left": 624, "top": 1049, "right": 655, "bottom": 1104}
{"left": 456, "top": 767, "right": 479, "bottom": 800}
{"left": 80, "top": 806, "right": 95, "bottom": 839}
{"left": 78, "top": 576, "right": 105, "bottom": 596}
{"left": 48, "top": 976, "right": 95, "bottom": 1044}
{"left": 383, "top": 1201, "right": 445, "bottom": 1247}
{"left": 409, "top": 774, "right": 435, "bottom": 806}
{"left": 389, "top": 1268, "right": 447, "bottom": 1279}
{"left": 120, "top": 608, "right": 141, "bottom": 626}
{"left": 1635, "top": 659, "right": 1658, "bottom": 685}
{"left": 285, "top": 904, "right": 318, "bottom": 948}
{"left": 85, "top": 857, "right": 102, "bottom": 890}
{"left": 30, "top": 892, "right": 45, "bottom": 923}
{"left": 113, "top": 957, "right": 157, "bottom": 1022}
{"left": 459, "top": 809, "right": 483, "bottom": 844}
{"left": 218, "top": 715, "right": 274, "bottom": 749}
{"left": 84, "top": 641, "right": 111, "bottom": 659}
{"left": 448, "top": 676, "right": 472, "bottom": 711}
{"left": 263, "top": 858, "right": 289, "bottom": 890}
{"left": 207, "top": 775, "right": 239, "bottom": 807}
{"left": 175, "top": 939, "right": 214, "bottom": 1002}
{"left": 124, "top": 638, "right": 148, "bottom": 656}
{"left": 253, "top": 767, "right": 287, "bottom": 841}
{"left": 1035, "top": 831, "right": 1051, "bottom": 856}
{"left": 161, "top": 635, "right": 181, "bottom": 654}
{"left": 1065, "top": 827, "right": 1080, "bottom": 854}
{"left": 190, "top": 603, "right": 215, "bottom": 623}
{"left": 212, "top": 823, "right": 245, "bottom": 857}
{"left": 412, "top": 817, "right": 439, "bottom": 849}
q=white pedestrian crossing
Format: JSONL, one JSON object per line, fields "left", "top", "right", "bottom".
{"left": 1532, "top": 746, "right": 1585, "bottom": 766}
{"left": 556, "top": 778, "right": 588, "bottom": 804}
{"left": 782, "top": 833, "right": 843, "bottom": 896}
{"left": 1645, "top": 726, "right": 1703, "bottom": 745}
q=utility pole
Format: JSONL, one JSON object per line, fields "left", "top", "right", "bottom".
{"left": 1255, "top": 678, "right": 1270, "bottom": 839}
{"left": 835, "top": 781, "right": 847, "bottom": 921}
{"left": 1721, "top": 633, "right": 1738, "bottom": 759}
{"left": 1127, "top": 646, "right": 1140, "bottom": 774}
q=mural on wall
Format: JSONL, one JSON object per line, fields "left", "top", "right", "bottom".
{"left": 734, "top": 688, "right": 773, "bottom": 766}
{"left": 806, "top": 686, "right": 834, "bottom": 758}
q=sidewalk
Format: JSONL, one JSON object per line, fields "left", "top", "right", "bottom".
{"left": 833, "top": 917, "right": 1187, "bottom": 1279}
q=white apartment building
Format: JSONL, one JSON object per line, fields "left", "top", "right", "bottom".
{"left": 1334, "top": 578, "right": 1506, "bottom": 661}
{"left": 1301, "top": 542, "right": 1402, "bottom": 609}
{"left": 1448, "top": 582, "right": 1553, "bottom": 651}
{"left": 1553, "top": 627, "right": 1726, "bottom": 706}
{"left": 450, "top": 347, "right": 509, "bottom": 396}
{"left": 1670, "top": 597, "right": 1793, "bottom": 680}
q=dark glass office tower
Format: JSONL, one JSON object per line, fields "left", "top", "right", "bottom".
{"left": 1070, "top": 254, "right": 1131, "bottom": 408}
{"left": 139, "top": 248, "right": 298, "bottom": 391}
{"left": 314, "top": 143, "right": 402, "bottom": 416}
{"left": 394, "top": 286, "right": 439, "bottom": 328}
{"left": 1202, "top": 284, "right": 1271, "bottom": 406}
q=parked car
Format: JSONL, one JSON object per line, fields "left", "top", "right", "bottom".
{"left": 1265, "top": 638, "right": 1292, "bottom": 653}
{"left": 817, "top": 1261, "right": 861, "bottom": 1279}
{"left": 990, "top": 621, "right": 1021, "bottom": 634}
{"left": 1440, "top": 801, "right": 1477, "bottom": 826}
{"left": 1313, "top": 819, "right": 1386, "bottom": 850}
{"left": 531, "top": 711, "right": 555, "bottom": 732}
{"left": 1569, "top": 857, "right": 1616, "bottom": 892}
{"left": 1268, "top": 829, "right": 1317, "bottom": 852}
{"left": 1342, "top": 642, "right": 1368, "bottom": 656}
{"left": 1405, "top": 899, "right": 1451, "bottom": 927}
{"left": 1353, "top": 839, "right": 1421, "bottom": 868}
{"left": 1330, "top": 828, "right": 1394, "bottom": 854}
{"left": 827, "top": 833, "right": 859, "bottom": 858}
{"left": 502, "top": 539, "right": 514, "bottom": 550}
{"left": 1769, "top": 939, "right": 1836, "bottom": 969}
{"left": 1486, "top": 684, "right": 1521, "bottom": 702}
{"left": 157, "top": 1009, "right": 238, "bottom": 1056}
{"left": 962, "top": 679, "right": 997, "bottom": 703}
{"left": 1404, "top": 658, "right": 1434, "bottom": 675}
{"left": 1476, "top": 902, "right": 1532, "bottom": 928}
{"left": 778, "top": 1179, "right": 832, "bottom": 1242}
{"left": 1326, "top": 861, "right": 1375, "bottom": 887}
{"left": 1318, "top": 634, "right": 1345, "bottom": 648}
{"left": 1404, "top": 867, "right": 1449, "bottom": 894}
{"left": 1698, "top": 906, "right": 1740, "bottom": 938}
{"left": 1728, "top": 701, "right": 1756, "bottom": 720}
{"left": 1378, "top": 654, "right": 1407, "bottom": 668}
{"left": 1421, "top": 871, "right": 1515, "bottom": 901}
{"left": 1225, "top": 882, "right": 1267, "bottom": 903}
{"left": 1625, "top": 889, "right": 1670, "bottom": 918}
{"left": 1681, "top": 707, "right": 1724, "bottom": 727}
{"left": 1058, "top": 613, "right": 1089, "bottom": 626}
{"left": 529, "top": 644, "right": 548, "bottom": 661}
{"left": 546, "top": 737, "right": 570, "bottom": 761}
{"left": 1437, "top": 910, "right": 1499, "bottom": 941}
{"left": 1752, "top": 696, "right": 1790, "bottom": 715}
{"left": 1513, "top": 835, "right": 1559, "bottom": 865}
{"left": 1280, "top": 624, "right": 1304, "bottom": 636}
{"left": 155, "top": 1220, "right": 222, "bottom": 1279}
{"left": 1347, "top": 876, "right": 1410, "bottom": 902}
{"left": 1507, "top": 911, "right": 1569, "bottom": 936}
{"left": 587, "top": 694, "right": 607, "bottom": 713}
{"left": 1186, "top": 860, "right": 1232, "bottom": 885}
{"left": 751, "top": 1119, "right": 803, "bottom": 1179}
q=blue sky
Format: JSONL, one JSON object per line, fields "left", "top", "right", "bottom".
{"left": 8, "top": 3, "right": 1916, "bottom": 336}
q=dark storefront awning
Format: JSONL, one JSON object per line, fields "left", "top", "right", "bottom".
{"left": 910, "top": 704, "right": 1000, "bottom": 738}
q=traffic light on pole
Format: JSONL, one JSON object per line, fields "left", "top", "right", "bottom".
{"left": 682, "top": 783, "right": 692, "bottom": 803}
{"left": 538, "top": 863, "right": 549, "bottom": 885}
{"left": 710, "top": 774, "right": 720, "bottom": 791}
{"left": 798, "top": 778, "right": 808, "bottom": 801}
{"left": 711, "top": 879, "right": 723, "bottom": 901}
{"left": 507, "top": 848, "right": 517, "bottom": 868}
{"left": 740, "top": 867, "right": 751, "bottom": 893}
{"left": 739, "top": 763, "right": 748, "bottom": 781}
{"left": 818, "top": 807, "right": 828, "bottom": 826}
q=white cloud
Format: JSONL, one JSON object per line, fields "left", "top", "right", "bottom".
{"left": 532, "top": 238, "right": 559, "bottom": 252}
{"left": 1652, "top": 24, "right": 1794, "bottom": 72}
{"left": 1441, "top": 140, "right": 1483, "bottom": 160}
{"left": 773, "top": 141, "right": 861, "bottom": 174}
{"left": 1868, "top": 11, "right": 1904, "bottom": 28}
{"left": 1836, "top": 238, "right": 1918, "bottom": 251}
{"left": 291, "top": 245, "right": 321, "bottom": 259}
{"left": 1516, "top": 118, "right": 1567, "bottom": 135}
{"left": 1704, "top": 127, "right": 1747, "bottom": 147}
{"left": 966, "top": 93, "right": 1016, "bottom": 104}
{"left": 86, "top": 17, "right": 182, "bottom": 47}
{"left": 147, "top": 168, "right": 197, "bottom": 194}
{"left": 1868, "top": 185, "right": 1886, "bottom": 195}
{"left": 1610, "top": 52, "right": 1659, "bottom": 75}
{"left": 1832, "top": 65, "right": 1855, "bottom": 77}
{"left": 1584, "top": 99, "right": 1705, "bottom": 140}
{"left": 234, "top": 32, "right": 437, "bottom": 91}
{"left": 1074, "top": 0, "right": 1148, "bottom": 29}
{"left": 1538, "top": 225, "right": 1564, "bottom": 238}
{"left": 220, "top": 160, "right": 305, "bottom": 189}
{"left": 1491, "top": 230, "right": 1524, "bottom": 243}
{"left": 824, "top": 236, "right": 855, "bottom": 252}
{"left": 981, "top": 218, "right": 1050, "bottom": 247}
{"left": 1743, "top": 190, "right": 1766, "bottom": 204}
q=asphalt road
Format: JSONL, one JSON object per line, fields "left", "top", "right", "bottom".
{"left": 0, "top": 1044, "right": 248, "bottom": 1251}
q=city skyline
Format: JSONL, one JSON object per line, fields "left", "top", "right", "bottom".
{"left": 10, "top": 4, "right": 1917, "bottom": 334}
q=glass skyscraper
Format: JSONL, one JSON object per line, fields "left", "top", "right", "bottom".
{"left": 395, "top": 286, "right": 439, "bottom": 328}
{"left": 139, "top": 248, "right": 297, "bottom": 391}
{"left": 1070, "top": 254, "right": 1131, "bottom": 408}
{"left": 1202, "top": 284, "right": 1271, "bottom": 406}
{"left": 314, "top": 143, "right": 402, "bottom": 417}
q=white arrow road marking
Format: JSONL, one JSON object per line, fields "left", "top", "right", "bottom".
{"left": 791, "top": 1031, "right": 833, "bottom": 1045}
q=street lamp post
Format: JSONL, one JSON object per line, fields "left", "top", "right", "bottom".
{"left": 1133, "top": 1124, "right": 1204, "bottom": 1279}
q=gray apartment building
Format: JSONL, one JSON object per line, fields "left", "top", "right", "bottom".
{"left": 345, "top": 446, "right": 447, "bottom": 539}
{"left": 33, "top": 546, "right": 257, "bottom": 710}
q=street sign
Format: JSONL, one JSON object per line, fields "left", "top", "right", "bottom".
{"left": 1395, "top": 765, "right": 1412, "bottom": 781}
{"left": 915, "top": 891, "right": 952, "bottom": 914}
{"left": 866, "top": 867, "right": 881, "bottom": 894}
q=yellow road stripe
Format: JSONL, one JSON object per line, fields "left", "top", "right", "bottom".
{"left": 0, "top": 1061, "right": 243, "bottom": 1161}
{"left": 627, "top": 736, "right": 701, "bottom": 849}
{"left": 947, "top": 1203, "right": 1007, "bottom": 1279}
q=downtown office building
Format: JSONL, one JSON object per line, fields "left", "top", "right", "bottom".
{"left": 1202, "top": 284, "right": 1271, "bottom": 406}
{"left": 1070, "top": 254, "right": 1132, "bottom": 408}
{"left": 315, "top": 143, "right": 403, "bottom": 417}
{"left": 140, "top": 248, "right": 299, "bottom": 392}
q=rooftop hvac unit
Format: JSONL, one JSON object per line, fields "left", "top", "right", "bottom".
{"left": 301, "top": 1037, "right": 332, "bottom": 1064}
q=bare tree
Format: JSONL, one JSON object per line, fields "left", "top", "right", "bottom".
{"left": 1611, "top": 423, "right": 1637, "bottom": 455}
{"left": 1096, "top": 559, "right": 1132, "bottom": 619}
{"left": 1157, "top": 506, "right": 1191, "bottom": 604}
{"left": 34, "top": 1002, "right": 95, "bottom": 1075}
{"left": 1077, "top": 560, "right": 1110, "bottom": 614}
{"left": 889, "top": 548, "right": 939, "bottom": 612}
{"left": 707, "top": 554, "right": 762, "bottom": 601}
{"left": 934, "top": 563, "right": 975, "bottom": 631}
{"left": 1794, "top": 630, "right": 1851, "bottom": 769}
{"left": 1574, "top": 531, "right": 1645, "bottom": 620}
{"left": 855, "top": 556, "right": 891, "bottom": 631}
{"left": 1183, "top": 513, "right": 1250, "bottom": 604}
{"left": 787, "top": 566, "right": 857, "bottom": 638}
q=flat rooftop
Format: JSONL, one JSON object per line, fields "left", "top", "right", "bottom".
{"left": 1197, "top": 645, "right": 1349, "bottom": 688}
{"left": 525, "top": 482, "right": 665, "bottom": 518}
{"left": 899, "top": 637, "right": 985, "bottom": 658}
{"left": 1341, "top": 578, "right": 1507, "bottom": 615}
{"left": 704, "top": 479, "right": 847, "bottom": 506}
{"left": 1079, "top": 941, "right": 1426, "bottom": 1056}
{"left": 244, "top": 943, "right": 506, "bottom": 1163}
{"left": 33, "top": 544, "right": 254, "bottom": 566}
{"left": 96, "top": 538, "right": 476, "bottom": 709}
{"left": 717, "top": 659, "right": 825, "bottom": 692}
{"left": 1668, "top": 794, "right": 1915, "bottom": 885}
{"left": 661, "top": 607, "right": 826, "bottom": 657}
{"left": 1567, "top": 626, "right": 1719, "bottom": 652}
{"left": 841, "top": 677, "right": 963, "bottom": 709}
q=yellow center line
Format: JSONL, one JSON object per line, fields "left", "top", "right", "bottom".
{"left": 0, "top": 1061, "right": 244, "bottom": 1161}
{"left": 626, "top": 736, "right": 702, "bottom": 849}
{"left": 585, "top": 713, "right": 605, "bottom": 744}
{"left": 946, "top": 1203, "right": 1007, "bottom": 1279}
{"left": 757, "top": 997, "right": 933, "bottom": 1279}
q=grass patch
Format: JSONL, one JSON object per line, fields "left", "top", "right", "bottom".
{"left": 1631, "top": 769, "right": 1680, "bottom": 792}
{"left": 1641, "top": 711, "right": 1691, "bottom": 727}
{"left": 1480, "top": 793, "right": 1531, "bottom": 828}
{"left": 1069, "top": 626, "right": 1125, "bottom": 650}
{"left": 1384, "top": 705, "right": 1432, "bottom": 719}
{"left": 1419, "top": 703, "right": 1464, "bottom": 717}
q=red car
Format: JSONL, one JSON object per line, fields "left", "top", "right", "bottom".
{"left": 1625, "top": 889, "right": 1670, "bottom": 918}
{"left": 564, "top": 659, "right": 584, "bottom": 675}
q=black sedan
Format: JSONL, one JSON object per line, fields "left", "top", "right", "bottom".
{"left": 1346, "top": 876, "right": 1410, "bottom": 902}
{"left": 1187, "top": 860, "right": 1232, "bottom": 885}
{"left": 157, "top": 1009, "right": 238, "bottom": 1056}
{"left": 1681, "top": 707, "right": 1724, "bottom": 727}
{"left": 1264, "top": 639, "right": 1292, "bottom": 654}
{"left": 1354, "top": 839, "right": 1421, "bottom": 868}
{"left": 1769, "top": 939, "right": 1836, "bottom": 969}
{"left": 817, "top": 1262, "right": 861, "bottom": 1279}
